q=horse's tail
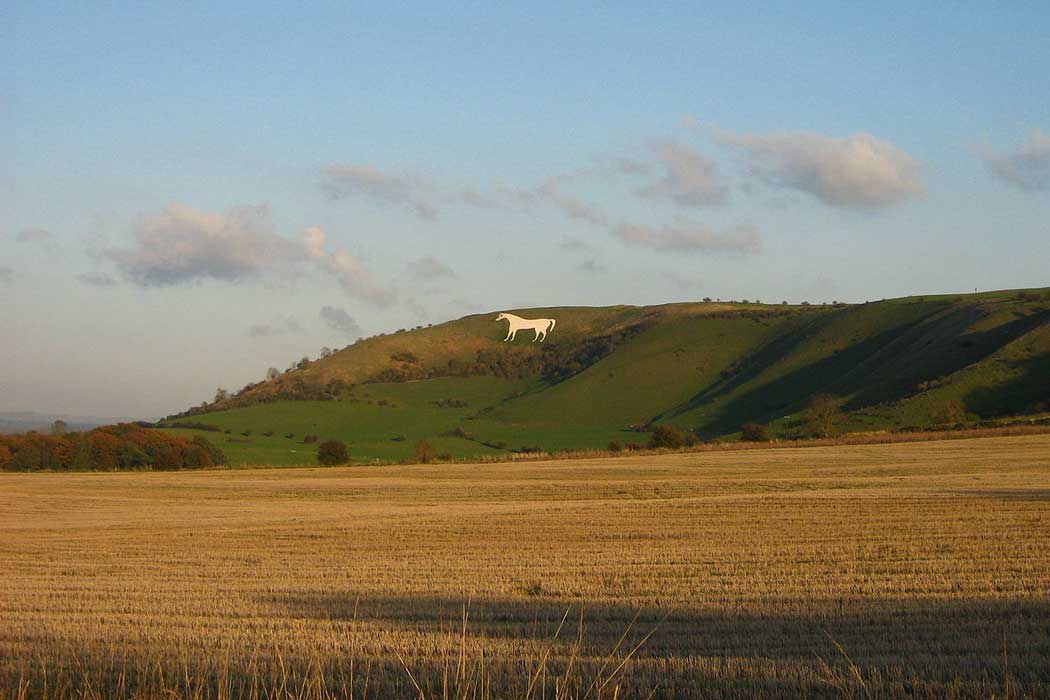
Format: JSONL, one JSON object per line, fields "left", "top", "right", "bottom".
{"left": 547, "top": 318, "right": 556, "bottom": 333}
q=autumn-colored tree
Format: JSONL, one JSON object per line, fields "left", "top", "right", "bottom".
{"left": 414, "top": 439, "right": 436, "bottom": 464}
{"left": 936, "top": 399, "right": 966, "bottom": 426}
{"left": 648, "top": 425, "right": 686, "bottom": 449}
{"left": 803, "top": 394, "right": 843, "bottom": 438}
{"left": 741, "top": 423, "right": 771, "bottom": 442}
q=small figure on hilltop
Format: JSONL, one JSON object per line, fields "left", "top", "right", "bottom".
{"left": 495, "top": 313, "right": 557, "bottom": 342}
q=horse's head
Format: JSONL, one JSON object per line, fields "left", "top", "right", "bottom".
{"left": 495, "top": 313, "right": 507, "bottom": 321}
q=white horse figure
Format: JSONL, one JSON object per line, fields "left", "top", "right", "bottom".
{"left": 496, "top": 312, "right": 557, "bottom": 342}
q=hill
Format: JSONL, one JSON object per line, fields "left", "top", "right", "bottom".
{"left": 161, "top": 288, "right": 1050, "bottom": 465}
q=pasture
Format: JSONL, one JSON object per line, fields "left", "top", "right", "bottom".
{"left": 2, "top": 434, "right": 1049, "bottom": 698}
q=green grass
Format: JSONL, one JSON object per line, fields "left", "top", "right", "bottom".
{"left": 166, "top": 376, "right": 534, "bottom": 465}
{"left": 165, "top": 288, "right": 1050, "bottom": 464}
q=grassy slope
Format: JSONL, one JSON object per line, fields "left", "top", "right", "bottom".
{"left": 163, "top": 289, "right": 1050, "bottom": 464}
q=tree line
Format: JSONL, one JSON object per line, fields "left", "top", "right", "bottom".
{"left": 0, "top": 423, "right": 227, "bottom": 472}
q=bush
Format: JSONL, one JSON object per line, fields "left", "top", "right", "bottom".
{"left": 414, "top": 439, "right": 435, "bottom": 464}
{"left": 741, "top": 423, "right": 771, "bottom": 442}
{"left": 648, "top": 425, "right": 685, "bottom": 449}
{"left": 303, "top": 434, "right": 319, "bottom": 444}
{"left": 607, "top": 440, "right": 623, "bottom": 453}
{"left": 625, "top": 442, "right": 642, "bottom": 451}
{"left": 317, "top": 440, "right": 349, "bottom": 466}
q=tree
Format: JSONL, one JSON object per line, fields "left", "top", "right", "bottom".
{"left": 297, "top": 357, "right": 310, "bottom": 370}
{"left": 266, "top": 367, "right": 280, "bottom": 381}
{"left": 414, "top": 439, "right": 436, "bottom": 464}
{"left": 214, "top": 388, "right": 229, "bottom": 403}
{"left": 319, "top": 347, "right": 333, "bottom": 358}
{"left": 50, "top": 419, "right": 68, "bottom": 435}
{"left": 648, "top": 424, "right": 686, "bottom": 449}
{"left": 803, "top": 394, "right": 843, "bottom": 438}
{"left": 741, "top": 423, "right": 771, "bottom": 442}
{"left": 317, "top": 440, "right": 349, "bottom": 465}
{"left": 936, "top": 399, "right": 966, "bottom": 426}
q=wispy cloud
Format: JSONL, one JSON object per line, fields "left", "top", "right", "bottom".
{"left": 578, "top": 258, "right": 606, "bottom": 273}
{"left": 318, "top": 164, "right": 493, "bottom": 220}
{"left": 638, "top": 142, "right": 728, "bottom": 206}
{"left": 248, "top": 318, "right": 303, "bottom": 338}
{"left": 103, "top": 203, "right": 394, "bottom": 305}
{"left": 77, "top": 273, "right": 117, "bottom": 287}
{"left": 319, "top": 161, "right": 612, "bottom": 227}
{"left": 719, "top": 130, "right": 925, "bottom": 208}
{"left": 320, "top": 305, "right": 362, "bottom": 338}
{"left": 980, "top": 129, "right": 1050, "bottom": 191}
{"left": 17, "top": 227, "right": 53, "bottom": 245}
{"left": 407, "top": 255, "right": 455, "bottom": 279}
{"left": 0, "top": 266, "right": 12, "bottom": 284}
{"left": 560, "top": 235, "right": 593, "bottom": 251}
{"left": 613, "top": 222, "right": 761, "bottom": 254}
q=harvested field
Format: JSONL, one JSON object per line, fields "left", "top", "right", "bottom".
{"left": 2, "top": 434, "right": 1049, "bottom": 698}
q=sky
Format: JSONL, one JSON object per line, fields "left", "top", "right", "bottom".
{"left": 2, "top": 1, "right": 1049, "bottom": 419}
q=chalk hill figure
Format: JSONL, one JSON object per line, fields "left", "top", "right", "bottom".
{"left": 496, "top": 313, "right": 557, "bottom": 342}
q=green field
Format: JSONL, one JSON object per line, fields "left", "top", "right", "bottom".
{"left": 162, "top": 289, "right": 1050, "bottom": 464}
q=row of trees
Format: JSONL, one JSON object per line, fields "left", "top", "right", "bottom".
{"left": 0, "top": 424, "right": 227, "bottom": 472}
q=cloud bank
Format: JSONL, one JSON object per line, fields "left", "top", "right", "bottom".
{"left": 981, "top": 130, "right": 1050, "bottom": 191}
{"left": 720, "top": 131, "right": 925, "bottom": 208}
{"left": 104, "top": 203, "right": 393, "bottom": 305}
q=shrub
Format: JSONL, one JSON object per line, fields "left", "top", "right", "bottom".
{"left": 648, "top": 425, "right": 685, "bottom": 449}
{"left": 741, "top": 423, "right": 771, "bottom": 442}
{"left": 303, "top": 434, "right": 319, "bottom": 444}
{"left": 414, "top": 439, "right": 436, "bottom": 463}
{"left": 607, "top": 440, "right": 623, "bottom": 453}
{"left": 317, "top": 440, "right": 349, "bottom": 466}
{"left": 625, "top": 442, "right": 642, "bottom": 451}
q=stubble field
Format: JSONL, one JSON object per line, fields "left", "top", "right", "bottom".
{"left": 2, "top": 434, "right": 1049, "bottom": 699}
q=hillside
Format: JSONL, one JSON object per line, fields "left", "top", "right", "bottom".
{"left": 162, "top": 289, "right": 1050, "bottom": 464}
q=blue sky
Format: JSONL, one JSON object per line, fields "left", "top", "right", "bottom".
{"left": 3, "top": 1, "right": 1049, "bottom": 417}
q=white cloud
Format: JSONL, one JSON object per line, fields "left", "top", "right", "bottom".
{"left": 613, "top": 222, "right": 761, "bottom": 254}
{"left": 302, "top": 226, "right": 394, "bottom": 305}
{"left": 720, "top": 130, "right": 925, "bottom": 208}
{"left": 320, "top": 306, "right": 362, "bottom": 338}
{"left": 638, "top": 142, "right": 728, "bottom": 206}
{"left": 981, "top": 130, "right": 1050, "bottom": 191}
{"left": 104, "top": 203, "right": 393, "bottom": 305}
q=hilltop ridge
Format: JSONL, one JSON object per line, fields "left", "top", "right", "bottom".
{"left": 163, "top": 288, "right": 1050, "bottom": 464}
